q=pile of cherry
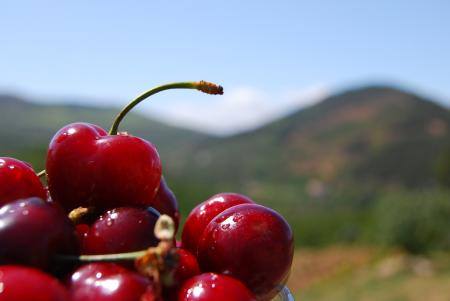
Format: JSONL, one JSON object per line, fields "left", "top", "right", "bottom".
{"left": 0, "top": 81, "right": 294, "bottom": 301}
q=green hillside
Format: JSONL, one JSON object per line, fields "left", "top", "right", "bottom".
{"left": 175, "top": 86, "right": 450, "bottom": 188}
{"left": 1, "top": 86, "right": 449, "bottom": 249}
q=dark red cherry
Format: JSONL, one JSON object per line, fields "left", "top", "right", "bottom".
{"left": 0, "top": 157, "right": 46, "bottom": 206}
{"left": 0, "top": 265, "right": 70, "bottom": 301}
{"left": 75, "top": 223, "right": 90, "bottom": 242}
{"left": 0, "top": 198, "right": 78, "bottom": 269}
{"left": 163, "top": 248, "right": 200, "bottom": 301}
{"left": 69, "top": 263, "right": 155, "bottom": 301}
{"left": 198, "top": 204, "right": 294, "bottom": 300}
{"left": 82, "top": 207, "right": 159, "bottom": 254}
{"left": 181, "top": 193, "right": 254, "bottom": 255}
{"left": 172, "top": 248, "right": 200, "bottom": 284}
{"left": 177, "top": 273, "right": 256, "bottom": 301}
{"left": 152, "top": 177, "right": 180, "bottom": 232}
{"left": 46, "top": 123, "right": 162, "bottom": 211}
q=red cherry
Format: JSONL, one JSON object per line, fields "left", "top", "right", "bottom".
{"left": 69, "top": 263, "right": 155, "bottom": 301}
{"left": 82, "top": 207, "right": 159, "bottom": 254}
{"left": 0, "top": 197, "right": 78, "bottom": 269}
{"left": 75, "top": 223, "right": 90, "bottom": 242}
{"left": 197, "top": 204, "right": 294, "bottom": 300}
{"left": 0, "top": 157, "right": 46, "bottom": 206}
{"left": 172, "top": 248, "right": 200, "bottom": 284}
{"left": 181, "top": 193, "right": 254, "bottom": 255}
{"left": 163, "top": 248, "right": 201, "bottom": 301}
{"left": 0, "top": 265, "right": 70, "bottom": 301}
{"left": 46, "top": 123, "right": 162, "bottom": 211}
{"left": 152, "top": 178, "right": 180, "bottom": 232}
{"left": 177, "top": 273, "right": 256, "bottom": 301}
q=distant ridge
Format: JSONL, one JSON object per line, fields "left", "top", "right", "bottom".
{"left": 0, "top": 85, "right": 448, "bottom": 190}
{"left": 170, "top": 86, "right": 450, "bottom": 190}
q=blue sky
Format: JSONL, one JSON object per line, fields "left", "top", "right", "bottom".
{"left": 1, "top": 0, "right": 449, "bottom": 134}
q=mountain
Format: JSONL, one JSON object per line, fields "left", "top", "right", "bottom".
{"left": 2, "top": 86, "right": 449, "bottom": 187}
{"left": 170, "top": 86, "right": 450, "bottom": 192}
{"left": 1, "top": 86, "right": 449, "bottom": 191}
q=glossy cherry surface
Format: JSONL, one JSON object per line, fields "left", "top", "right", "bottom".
{"left": 163, "top": 248, "right": 201, "bottom": 301}
{"left": 46, "top": 122, "right": 162, "bottom": 211}
{"left": 0, "top": 197, "right": 78, "bottom": 269}
{"left": 152, "top": 177, "right": 180, "bottom": 232}
{"left": 82, "top": 207, "right": 160, "bottom": 254}
{"left": 172, "top": 248, "right": 201, "bottom": 285}
{"left": 0, "top": 265, "right": 70, "bottom": 301}
{"left": 181, "top": 193, "right": 254, "bottom": 255}
{"left": 0, "top": 157, "right": 46, "bottom": 207}
{"left": 198, "top": 204, "right": 294, "bottom": 300}
{"left": 75, "top": 223, "right": 90, "bottom": 243}
{"left": 177, "top": 273, "right": 256, "bottom": 301}
{"left": 69, "top": 263, "right": 154, "bottom": 301}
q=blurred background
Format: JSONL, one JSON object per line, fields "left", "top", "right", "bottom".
{"left": 1, "top": 1, "right": 450, "bottom": 300}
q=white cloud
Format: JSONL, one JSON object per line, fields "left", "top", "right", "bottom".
{"left": 147, "top": 84, "right": 330, "bottom": 136}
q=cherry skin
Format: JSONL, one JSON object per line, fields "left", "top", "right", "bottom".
{"left": 81, "top": 207, "right": 160, "bottom": 255}
{"left": 0, "top": 265, "right": 70, "bottom": 301}
{"left": 0, "top": 197, "right": 78, "bottom": 269}
{"left": 0, "top": 157, "right": 46, "bottom": 206}
{"left": 181, "top": 193, "right": 254, "bottom": 255}
{"left": 152, "top": 177, "right": 180, "bottom": 233}
{"left": 172, "top": 248, "right": 201, "bottom": 285}
{"left": 163, "top": 248, "right": 201, "bottom": 301}
{"left": 197, "top": 204, "right": 294, "bottom": 300}
{"left": 69, "top": 263, "right": 155, "bottom": 301}
{"left": 177, "top": 273, "right": 256, "bottom": 301}
{"left": 46, "top": 122, "right": 162, "bottom": 212}
{"left": 75, "top": 223, "right": 90, "bottom": 243}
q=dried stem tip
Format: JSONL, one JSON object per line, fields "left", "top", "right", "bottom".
{"left": 196, "top": 81, "right": 224, "bottom": 95}
{"left": 154, "top": 214, "right": 176, "bottom": 241}
{"left": 69, "top": 207, "right": 94, "bottom": 224}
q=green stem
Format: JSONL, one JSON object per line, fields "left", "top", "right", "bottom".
{"left": 109, "top": 81, "right": 223, "bottom": 135}
{"left": 56, "top": 250, "right": 147, "bottom": 263}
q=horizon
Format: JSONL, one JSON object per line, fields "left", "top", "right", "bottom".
{"left": 1, "top": 81, "right": 448, "bottom": 136}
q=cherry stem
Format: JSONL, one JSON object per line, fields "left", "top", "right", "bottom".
{"left": 108, "top": 81, "right": 223, "bottom": 135}
{"left": 34, "top": 82, "right": 222, "bottom": 178}
{"left": 56, "top": 250, "right": 147, "bottom": 263}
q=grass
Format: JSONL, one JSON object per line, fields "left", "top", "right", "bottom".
{"left": 287, "top": 246, "right": 450, "bottom": 301}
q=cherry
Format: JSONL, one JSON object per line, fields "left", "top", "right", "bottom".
{"left": 181, "top": 193, "right": 254, "bottom": 255}
{"left": 69, "top": 263, "right": 155, "bottom": 301}
{"left": 197, "top": 204, "right": 294, "bottom": 300}
{"left": 46, "top": 81, "right": 222, "bottom": 212}
{"left": 82, "top": 207, "right": 160, "bottom": 255}
{"left": 46, "top": 123, "right": 162, "bottom": 212}
{"left": 75, "top": 223, "right": 90, "bottom": 242}
{"left": 177, "top": 273, "right": 256, "bottom": 301}
{"left": 0, "top": 265, "right": 70, "bottom": 301}
{"left": 0, "top": 197, "right": 78, "bottom": 269}
{"left": 152, "top": 177, "right": 180, "bottom": 232}
{"left": 163, "top": 248, "right": 200, "bottom": 300}
{"left": 0, "top": 157, "right": 46, "bottom": 207}
{"left": 172, "top": 248, "right": 200, "bottom": 285}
